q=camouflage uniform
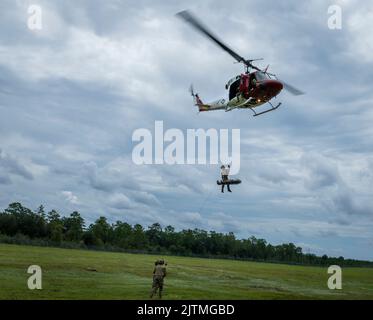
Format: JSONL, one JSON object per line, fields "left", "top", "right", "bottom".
{"left": 150, "top": 260, "right": 167, "bottom": 298}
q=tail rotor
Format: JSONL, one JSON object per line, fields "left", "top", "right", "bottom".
{"left": 189, "top": 84, "right": 195, "bottom": 98}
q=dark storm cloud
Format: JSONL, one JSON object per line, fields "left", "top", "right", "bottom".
{"left": 331, "top": 189, "right": 373, "bottom": 217}
{"left": 82, "top": 160, "right": 144, "bottom": 193}
{"left": 254, "top": 164, "right": 296, "bottom": 185}
{"left": 301, "top": 153, "right": 340, "bottom": 190}
{"left": 299, "top": 152, "right": 373, "bottom": 218}
{"left": 0, "top": 149, "right": 33, "bottom": 180}
{"left": 318, "top": 229, "right": 339, "bottom": 238}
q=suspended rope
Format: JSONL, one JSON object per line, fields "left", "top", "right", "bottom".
{"left": 197, "top": 187, "right": 215, "bottom": 215}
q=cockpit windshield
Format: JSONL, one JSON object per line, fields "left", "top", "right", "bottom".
{"left": 254, "top": 71, "right": 270, "bottom": 81}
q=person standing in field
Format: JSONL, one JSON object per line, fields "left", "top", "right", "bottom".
{"left": 150, "top": 259, "right": 167, "bottom": 299}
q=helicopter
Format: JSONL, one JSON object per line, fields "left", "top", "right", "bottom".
{"left": 177, "top": 10, "right": 304, "bottom": 117}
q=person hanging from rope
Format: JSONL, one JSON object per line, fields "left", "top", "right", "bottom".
{"left": 220, "top": 165, "right": 232, "bottom": 193}
{"left": 218, "top": 164, "right": 242, "bottom": 192}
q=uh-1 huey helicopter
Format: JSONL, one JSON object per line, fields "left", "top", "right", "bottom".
{"left": 176, "top": 10, "right": 305, "bottom": 117}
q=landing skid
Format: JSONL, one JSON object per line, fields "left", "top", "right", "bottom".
{"left": 250, "top": 101, "right": 282, "bottom": 117}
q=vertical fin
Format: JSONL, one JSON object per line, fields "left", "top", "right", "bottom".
{"left": 190, "top": 84, "right": 207, "bottom": 111}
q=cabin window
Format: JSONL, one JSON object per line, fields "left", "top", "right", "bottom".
{"left": 229, "top": 79, "right": 240, "bottom": 100}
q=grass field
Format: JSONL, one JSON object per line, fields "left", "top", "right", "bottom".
{"left": 0, "top": 244, "right": 373, "bottom": 300}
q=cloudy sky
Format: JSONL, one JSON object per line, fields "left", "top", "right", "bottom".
{"left": 1, "top": 0, "right": 373, "bottom": 260}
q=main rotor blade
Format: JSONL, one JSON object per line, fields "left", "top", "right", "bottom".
{"left": 281, "top": 81, "right": 305, "bottom": 96}
{"left": 176, "top": 10, "right": 245, "bottom": 64}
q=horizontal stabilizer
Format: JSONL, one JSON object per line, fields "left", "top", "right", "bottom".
{"left": 197, "top": 104, "right": 211, "bottom": 112}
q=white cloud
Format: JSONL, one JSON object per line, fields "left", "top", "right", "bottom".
{"left": 346, "top": 6, "right": 373, "bottom": 63}
{"left": 108, "top": 193, "right": 133, "bottom": 209}
{"left": 61, "top": 190, "right": 79, "bottom": 205}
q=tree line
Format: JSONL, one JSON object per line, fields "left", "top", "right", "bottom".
{"left": 0, "top": 202, "right": 372, "bottom": 267}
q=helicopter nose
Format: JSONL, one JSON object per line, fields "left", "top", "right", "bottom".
{"left": 267, "top": 80, "right": 283, "bottom": 94}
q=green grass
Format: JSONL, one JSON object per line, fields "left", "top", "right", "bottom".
{"left": 0, "top": 244, "right": 373, "bottom": 300}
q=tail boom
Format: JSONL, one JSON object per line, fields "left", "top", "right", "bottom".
{"left": 190, "top": 85, "right": 227, "bottom": 112}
